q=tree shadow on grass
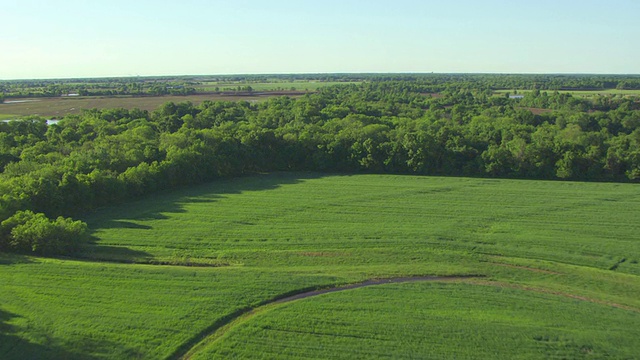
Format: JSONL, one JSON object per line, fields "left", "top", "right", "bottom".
{"left": 0, "top": 309, "right": 102, "bottom": 360}
{"left": 80, "top": 172, "right": 328, "bottom": 263}
{"left": 96, "top": 220, "right": 153, "bottom": 230}
{"left": 77, "top": 240, "right": 155, "bottom": 264}
{"left": 0, "top": 253, "right": 33, "bottom": 266}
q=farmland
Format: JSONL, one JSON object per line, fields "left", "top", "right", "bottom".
{"left": 2, "top": 173, "right": 640, "bottom": 359}
{"left": 0, "top": 76, "right": 360, "bottom": 119}
{"left": 0, "top": 93, "right": 287, "bottom": 119}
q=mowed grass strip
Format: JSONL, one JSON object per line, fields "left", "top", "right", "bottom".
{"left": 198, "top": 282, "right": 640, "bottom": 360}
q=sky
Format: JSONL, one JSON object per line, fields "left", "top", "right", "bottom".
{"left": 1, "top": 0, "right": 639, "bottom": 79}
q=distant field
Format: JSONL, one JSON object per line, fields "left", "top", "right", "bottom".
{"left": 0, "top": 94, "right": 286, "bottom": 118}
{"left": 195, "top": 81, "right": 361, "bottom": 92}
{"left": 2, "top": 173, "right": 640, "bottom": 359}
{"left": 495, "top": 89, "right": 640, "bottom": 97}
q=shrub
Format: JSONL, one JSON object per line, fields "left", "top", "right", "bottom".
{"left": 0, "top": 210, "right": 88, "bottom": 255}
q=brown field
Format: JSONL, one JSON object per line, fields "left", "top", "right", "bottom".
{"left": 0, "top": 92, "right": 302, "bottom": 119}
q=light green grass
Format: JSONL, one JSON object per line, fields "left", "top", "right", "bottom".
{"left": 85, "top": 173, "right": 640, "bottom": 276}
{"left": 0, "top": 255, "right": 347, "bottom": 359}
{"left": 199, "top": 282, "right": 640, "bottom": 359}
{"left": 2, "top": 173, "right": 640, "bottom": 359}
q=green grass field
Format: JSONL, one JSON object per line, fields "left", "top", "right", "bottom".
{"left": 2, "top": 173, "right": 640, "bottom": 359}
{"left": 199, "top": 282, "right": 640, "bottom": 359}
{"left": 84, "top": 174, "right": 640, "bottom": 276}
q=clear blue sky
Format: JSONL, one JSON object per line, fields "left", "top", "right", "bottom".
{"left": 1, "top": 0, "right": 638, "bottom": 79}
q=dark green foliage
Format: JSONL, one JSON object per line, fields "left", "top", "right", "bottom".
{"left": 0, "top": 210, "right": 88, "bottom": 255}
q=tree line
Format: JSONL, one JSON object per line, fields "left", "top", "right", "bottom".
{"left": 1, "top": 78, "right": 639, "bottom": 255}
{"left": 3, "top": 74, "right": 640, "bottom": 99}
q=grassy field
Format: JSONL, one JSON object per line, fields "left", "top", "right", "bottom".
{"left": 0, "top": 256, "right": 344, "bottom": 359}
{"left": 2, "top": 173, "right": 640, "bottom": 359}
{"left": 84, "top": 174, "right": 640, "bottom": 275}
{"left": 199, "top": 282, "right": 640, "bottom": 359}
{"left": 0, "top": 94, "right": 285, "bottom": 119}
{"left": 495, "top": 89, "right": 640, "bottom": 97}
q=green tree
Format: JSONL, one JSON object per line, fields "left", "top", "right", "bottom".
{"left": 0, "top": 210, "right": 88, "bottom": 255}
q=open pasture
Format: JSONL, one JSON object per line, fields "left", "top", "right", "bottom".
{"left": 2, "top": 173, "right": 640, "bottom": 359}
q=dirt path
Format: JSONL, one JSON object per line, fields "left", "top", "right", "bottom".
{"left": 169, "top": 276, "right": 474, "bottom": 360}
{"left": 272, "top": 276, "right": 469, "bottom": 304}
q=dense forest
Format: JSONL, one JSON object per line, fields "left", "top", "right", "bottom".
{"left": 1, "top": 76, "right": 640, "bottom": 255}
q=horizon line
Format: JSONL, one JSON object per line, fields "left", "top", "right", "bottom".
{"left": 3, "top": 72, "right": 640, "bottom": 82}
